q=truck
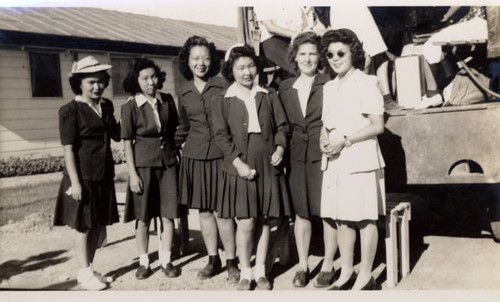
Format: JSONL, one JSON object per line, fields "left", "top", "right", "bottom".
{"left": 237, "top": 6, "right": 500, "bottom": 242}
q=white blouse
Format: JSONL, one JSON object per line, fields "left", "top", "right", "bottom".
{"left": 225, "top": 82, "right": 269, "bottom": 133}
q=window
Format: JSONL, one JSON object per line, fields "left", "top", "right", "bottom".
{"left": 111, "top": 57, "right": 134, "bottom": 96}
{"left": 29, "top": 52, "right": 62, "bottom": 97}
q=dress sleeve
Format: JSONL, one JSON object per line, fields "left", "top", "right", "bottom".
{"left": 120, "top": 101, "right": 136, "bottom": 140}
{"left": 59, "top": 103, "right": 78, "bottom": 146}
{"left": 360, "top": 76, "right": 384, "bottom": 115}
{"left": 105, "top": 100, "right": 121, "bottom": 142}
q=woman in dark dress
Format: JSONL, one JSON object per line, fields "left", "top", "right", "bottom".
{"left": 121, "top": 58, "right": 180, "bottom": 280}
{"left": 176, "top": 36, "right": 239, "bottom": 284}
{"left": 212, "top": 45, "right": 291, "bottom": 290}
{"left": 54, "top": 56, "right": 120, "bottom": 290}
{"left": 278, "top": 31, "right": 333, "bottom": 288}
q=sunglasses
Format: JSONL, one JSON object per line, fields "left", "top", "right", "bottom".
{"left": 326, "top": 50, "right": 346, "bottom": 59}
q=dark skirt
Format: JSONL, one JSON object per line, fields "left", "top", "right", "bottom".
{"left": 178, "top": 157, "right": 222, "bottom": 211}
{"left": 217, "top": 134, "right": 291, "bottom": 219}
{"left": 287, "top": 159, "right": 323, "bottom": 218}
{"left": 54, "top": 174, "right": 119, "bottom": 231}
{"left": 124, "top": 166, "right": 179, "bottom": 223}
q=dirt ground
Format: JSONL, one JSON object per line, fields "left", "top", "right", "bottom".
{"left": 1, "top": 172, "right": 500, "bottom": 295}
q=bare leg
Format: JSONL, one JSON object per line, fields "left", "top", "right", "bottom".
{"left": 161, "top": 217, "right": 175, "bottom": 253}
{"left": 216, "top": 216, "right": 237, "bottom": 259}
{"left": 352, "top": 220, "right": 378, "bottom": 290}
{"left": 294, "top": 215, "right": 311, "bottom": 271}
{"left": 236, "top": 218, "right": 255, "bottom": 269}
{"left": 199, "top": 211, "right": 219, "bottom": 256}
{"left": 376, "top": 61, "right": 391, "bottom": 96}
{"left": 87, "top": 226, "right": 106, "bottom": 264}
{"left": 321, "top": 218, "right": 338, "bottom": 272}
{"left": 75, "top": 229, "right": 90, "bottom": 268}
{"left": 332, "top": 220, "right": 356, "bottom": 286}
{"left": 255, "top": 219, "right": 270, "bottom": 266}
{"left": 136, "top": 220, "right": 150, "bottom": 255}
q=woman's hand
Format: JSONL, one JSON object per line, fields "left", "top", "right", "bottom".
{"left": 233, "top": 158, "right": 256, "bottom": 180}
{"left": 129, "top": 173, "right": 143, "bottom": 194}
{"left": 66, "top": 182, "right": 82, "bottom": 201}
{"left": 270, "top": 146, "right": 284, "bottom": 166}
{"left": 326, "top": 136, "right": 346, "bottom": 155}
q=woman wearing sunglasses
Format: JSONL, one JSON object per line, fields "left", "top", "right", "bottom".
{"left": 319, "top": 29, "right": 386, "bottom": 291}
{"left": 278, "top": 31, "right": 332, "bottom": 288}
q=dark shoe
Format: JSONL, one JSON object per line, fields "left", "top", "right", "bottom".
{"left": 237, "top": 278, "right": 251, "bottom": 291}
{"left": 328, "top": 272, "right": 357, "bottom": 290}
{"left": 313, "top": 270, "right": 335, "bottom": 288}
{"left": 256, "top": 276, "right": 272, "bottom": 290}
{"left": 161, "top": 263, "right": 180, "bottom": 278}
{"left": 292, "top": 270, "right": 309, "bottom": 287}
{"left": 384, "top": 99, "right": 403, "bottom": 112}
{"left": 226, "top": 265, "right": 240, "bottom": 285}
{"left": 197, "top": 257, "right": 222, "bottom": 280}
{"left": 135, "top": 265, "right": 152, "bottom": 280}
{"left": 359, "top": 277, "right": 376, "bottom": 290}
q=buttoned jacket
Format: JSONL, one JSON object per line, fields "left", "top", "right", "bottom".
{"left": 174, "top": 76, "right": 226, "bottom": 160}
{"left": 121, "top": 92, "right": 179, "bottom": 168}
{"left": 212, "top": 87, "right": 289, "bottom": 176}
{"left": 279, "top": 73, "right": 330, "bottom": 163}
{"left": 59, "top": 98, "right": 120, "bottom": 181}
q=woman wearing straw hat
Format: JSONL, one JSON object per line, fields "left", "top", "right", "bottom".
{"left": 54, "top": 55, "right": 120, "bottom": 290}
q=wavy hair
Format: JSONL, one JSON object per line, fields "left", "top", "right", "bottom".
{"left": 288, "top": 31, "right": 322, "bottom": 73}
{"left": 178, "top": 35, "right": 220, "bottom": 80}
{"left": 320, "top": 28, "right": 366, "bottom": 76}
{"left": 122, "top": 58, "right": 166, "bottom": 94}
{"left": 69, "top": 71, "right": 110, "bottom": 95}
{"left": 221, "top": 45, "right": 262, "bottom": 83}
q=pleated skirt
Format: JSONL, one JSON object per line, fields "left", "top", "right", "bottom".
{"left": 217, "top": 134, "right": 291, "bottom": 219}
{"left": 178, "top": 157, "right": 222, "bottom": 211}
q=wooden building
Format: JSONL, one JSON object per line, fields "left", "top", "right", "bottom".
{"left": 0, "top": 7, "right": 237, "bottom": 159}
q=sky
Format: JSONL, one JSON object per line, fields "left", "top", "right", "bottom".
{"left": 1, "top": 0, "right": 499, "bottom": 27}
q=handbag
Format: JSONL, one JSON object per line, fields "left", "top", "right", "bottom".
{"left": 444, "top": 59, "right": 499, "bottom": 106}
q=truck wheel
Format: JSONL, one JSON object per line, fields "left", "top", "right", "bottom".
{"left": 491, "top": 221, "right": 500, "bottom": 243}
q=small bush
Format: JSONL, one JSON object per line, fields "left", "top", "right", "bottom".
{"left": 0, "top": 156, "right": 65, "bottom": 177}
{"left": 0, "top": 147, "right": 126, "bottom": 178}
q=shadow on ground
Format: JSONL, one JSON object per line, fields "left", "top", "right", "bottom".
{"left": 0, "top": 250, "right": 69, "bottom": 283}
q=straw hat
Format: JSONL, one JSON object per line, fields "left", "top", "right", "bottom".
{"left": 69, "top": 56, "right": 112, "bottom": 76}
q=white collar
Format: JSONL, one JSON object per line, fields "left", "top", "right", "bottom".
{"left": 224, "top": 82, "right": 268, "bottom": 99}
{"left": 325, "top": 69, "right": 363, "bottom": 87}
{"left": 135, "top": 92, "right": 161, "bottom": 107}
{"left": 75, "top": 95, "right": 103, "bottom": 106}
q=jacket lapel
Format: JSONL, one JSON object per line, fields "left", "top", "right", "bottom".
{"left": 305, "top": 73, "right": 329, "bottom": 118}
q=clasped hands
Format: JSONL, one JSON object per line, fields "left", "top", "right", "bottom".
{"left": 320, "top": 131, "right": 345, "bottom": 157}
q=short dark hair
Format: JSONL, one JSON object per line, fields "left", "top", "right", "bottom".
{"left": 288, "top": 31, "right": 322, "bottom": 73}
{"left": 178, "top": 35, "right": 220, "bottom": 80}
{"left": 221, "top": 45, "right": 262, "bottom": 83}
{"left": 69, "top": 71, "right": 110, "bottom": 95}
{"left": 122, "top": 58, "right": 166, "bottom": 95}
{"left": 320, "top": 28, "right": 366, "bottom": 77}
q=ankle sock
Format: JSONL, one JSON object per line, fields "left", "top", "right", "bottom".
{"left": 240, "top": 267, "right": 252, "bottom": 280}
{"left": 139, "top": 254, "right": 150, "bottom": 267}
{"left": 159, "top": 251, "right": 171, "bottom": 267}
{"left": 78, "top": 267, "right": 93, "bottom": 280}
{"left": 254, "top": 264, "right": 266, "bottom": 279}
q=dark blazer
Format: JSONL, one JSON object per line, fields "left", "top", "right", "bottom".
{"left": 59, "top": 98, "right": 120, "bottom": 181}
{"left": 121, "top": 92, "right": 179, "bottom": 168}
{"left": 212, "top": 87, "right": 289, "bottom": 176}
{"left": 279, "top": 73, "right": 330, "bottom": 163}
{"left": 174, "top": 76, "right": 226, "bottom": 160}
